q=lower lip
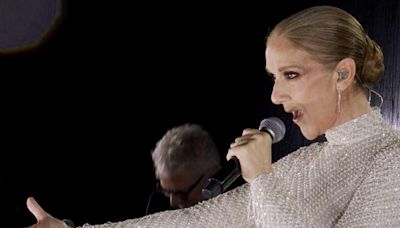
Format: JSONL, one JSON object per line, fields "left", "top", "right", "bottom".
{"left": 293, "top": 112, "right": 303, "bottom": 123}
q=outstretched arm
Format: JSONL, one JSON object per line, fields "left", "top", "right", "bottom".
{"left": 26, "top": 184, "right": 254, "bottom": 228}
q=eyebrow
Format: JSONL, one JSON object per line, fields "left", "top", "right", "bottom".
{"left": 265, "top": 65, "right": 304, "bottom": 75}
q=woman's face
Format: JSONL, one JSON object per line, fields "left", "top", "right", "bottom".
{"left": 265, "top": 36, "right": 338, "bottom": 140}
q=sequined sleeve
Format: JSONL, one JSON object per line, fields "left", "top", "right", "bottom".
{"left": 249, "top": 145, "right": 326, "bottom": 227}
{"left": 249, "top": 136, "right": 400, "bottom": 227}
{"left": 77, "top": 109, "right": 399, "bottom": 227}
{"left": 79, "top": 183, "right": 256, "bottom": 228}
{"left": 335, "top": 145, "right": 400, "bottom": 227}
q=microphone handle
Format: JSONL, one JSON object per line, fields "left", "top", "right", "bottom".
{"left": 220, "top": 157, "right": 241, "bottom": 192}
{"left": 202, "top": 157, "right": 241, "bottom": 200}
{"left": 202, "top": 117, "right": 284, "bottom": 200}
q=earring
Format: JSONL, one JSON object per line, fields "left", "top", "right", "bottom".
{"left": 336, "top": 71, "right": 347, "bottom": 114}
{"left": 337, "top": 87, "right": 342, "bottom": 113}
{"left": 338, "top": 71, "right": 349, "bottom": 81}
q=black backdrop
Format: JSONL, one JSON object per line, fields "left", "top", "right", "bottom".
{"left": 1, "top": 0, "right": 399, "bottom": 227}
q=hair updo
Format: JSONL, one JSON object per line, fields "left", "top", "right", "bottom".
{"left": 268, "top": 5, "right": 384, "bottom": 87}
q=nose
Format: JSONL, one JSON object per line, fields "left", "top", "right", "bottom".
{"left": 271, "top": 80, "right": 289, "bottom": 105}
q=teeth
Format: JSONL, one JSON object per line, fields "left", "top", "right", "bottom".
{"left": 292, "top": 109, "right": 303, "bottom": 120}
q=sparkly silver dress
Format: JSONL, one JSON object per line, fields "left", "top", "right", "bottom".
{"left": 82, "top": 108, "right": 400, "bottom": 227}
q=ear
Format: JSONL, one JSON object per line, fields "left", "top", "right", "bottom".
{"left": 334, "top": 58, "right": 356, "bottom": 92}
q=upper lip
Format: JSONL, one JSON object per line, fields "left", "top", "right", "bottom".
{"left": 284, "top": 106, "right": 303, "bottom": 118}
{"left": 283, "top": 106, "right": 299, "bottom": 114}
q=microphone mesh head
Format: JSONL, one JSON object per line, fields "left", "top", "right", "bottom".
{"left": 259, "top": 117, "right": 286, "bottom": 143}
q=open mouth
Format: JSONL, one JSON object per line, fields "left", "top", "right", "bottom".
{"left": 292, "top": 109, "right": 304, "bottom": 122}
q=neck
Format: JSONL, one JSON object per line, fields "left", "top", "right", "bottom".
{"left": 334, "top": 86, "right": 372, "bottom": 127}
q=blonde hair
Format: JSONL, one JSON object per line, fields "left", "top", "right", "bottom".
{"left": 268, "top": 5, "right": 384, "bottom": 87}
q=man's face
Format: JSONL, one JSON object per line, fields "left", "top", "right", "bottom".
{"left": 158, "top": 169, "right": 208, "bottom": 209}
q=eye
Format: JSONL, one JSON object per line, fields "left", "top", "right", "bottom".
{"left": 284, "top": 71, "right": 299, "bottom": 79}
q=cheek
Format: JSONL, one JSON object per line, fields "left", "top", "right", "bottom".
{"left": 292, "top": 85, "right": 318, "bottom": 104}
{"left": 299, "top": 77, "right": 334, "bottom": 105}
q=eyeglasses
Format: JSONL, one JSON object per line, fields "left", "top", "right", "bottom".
{"left": 156, "top": 174, "right": 205, "bottom": 200}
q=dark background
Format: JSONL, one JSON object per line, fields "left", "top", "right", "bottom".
{"left": 1, "top": 0, "right": 399, "bottom": 227}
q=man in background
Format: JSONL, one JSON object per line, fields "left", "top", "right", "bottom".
{"left": 146, "top": 124, "right": 222, "bottom": 213}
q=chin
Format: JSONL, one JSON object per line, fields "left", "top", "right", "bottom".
{"left": 300, "top": 128, "right": 319, "bottom": 140}
{"left": 305, "top": 135, "right": 319, "bottom": 140}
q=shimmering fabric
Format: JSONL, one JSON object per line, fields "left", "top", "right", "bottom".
{"left": 81, "top": 108, "right": 400, "bottom": 227}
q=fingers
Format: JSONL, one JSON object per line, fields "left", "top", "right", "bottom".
{"left": 242, "top": 128, "right": 260, "bottom": 135}
{"left": 231, "top": 135, "right": 254, "bottom": 147}
{"left": 227, "top": 138, "right": 252, "bottom": 161}
{"left": 230, "top": 128, "right": 259, "bottom": 148}
{"left": 27, "top": 197, "right": 48, "bottom": 221}
{"left": 226, "top": 128, "right": 273, "bottom": 178}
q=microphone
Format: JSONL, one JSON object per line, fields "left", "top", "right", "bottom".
{"left": 202, "top": 117, "right": 286, "bottom": 199}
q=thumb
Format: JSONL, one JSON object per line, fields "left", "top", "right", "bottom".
{"left": 27, "top": 197, "right": 48, "bottom": 221}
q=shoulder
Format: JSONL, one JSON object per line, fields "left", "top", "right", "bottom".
{"left": 369, "top": 133, "right": 400, "bottom": 178}
{"left": 374, "top": 128, "right": 400, "bottom": 160}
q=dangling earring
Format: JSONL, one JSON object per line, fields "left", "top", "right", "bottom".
{"left": 337, "top": 87, "right": 342, "bottom": 113}
{"left": 336, "top": 71, "right": 347, "bottom": 114}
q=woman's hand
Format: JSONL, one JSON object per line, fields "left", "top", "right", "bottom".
{"left": 226, "top": 128, "right": 273, "bottom": 183}
{"left": 25, "top": 197, "right": 68, "bottom": 228}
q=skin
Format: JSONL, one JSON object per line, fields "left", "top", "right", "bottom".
{"left": 159, "top": 168, "right": 209, "bottom": 209}
{"left": 25, "top": 197, "right": 67, "bottom": 228}
{"left": 267, "top": 36, "right": 341, "bottom": 140}
{"left": 227, "top": 35, "right": 371, "bottom": 183}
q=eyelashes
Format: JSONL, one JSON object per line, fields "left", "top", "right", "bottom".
{"left": 284, "top": 71, "right": 299, "bottom": 79}
{"left": 267, "top": 71, "right": 300, "bottom": 81}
